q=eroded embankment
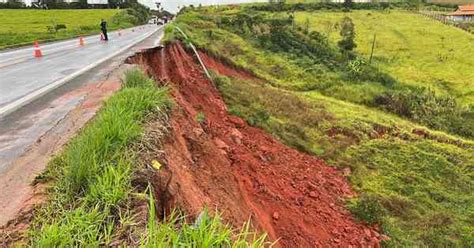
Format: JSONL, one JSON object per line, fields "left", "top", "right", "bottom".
{"left": 132, "top": 43, "right": 382, "bottom": 247}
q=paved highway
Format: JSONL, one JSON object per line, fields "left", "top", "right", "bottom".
{"left": 0, "top": 25, "right": 161, "bottom": 117}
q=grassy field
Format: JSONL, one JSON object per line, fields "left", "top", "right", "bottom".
{"left": 0, "top": 9, "right": 134, "bottom": 49}
{"left": 166, "top": 5, "right": 474, "bottom": 247}
{"left": 295, "top": 10, "right": 474, "bottom": 104}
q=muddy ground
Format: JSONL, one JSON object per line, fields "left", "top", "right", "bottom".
{"left": 132, "top": 43, "right": 383, "bottom": 247}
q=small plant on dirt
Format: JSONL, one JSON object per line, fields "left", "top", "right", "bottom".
{"left": 196, "top": 112, "right": 206, "bottom": 124}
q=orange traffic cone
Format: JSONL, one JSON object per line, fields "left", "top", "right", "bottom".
{"left": 34, "top": 41, "right": 42, "bottom": 58}
{"left": 79, "top": 37, "right": 85, "bottom": 46}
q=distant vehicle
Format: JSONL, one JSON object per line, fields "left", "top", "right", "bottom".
{"left": 148, "top": 16, "right": 158, "bottom": 24}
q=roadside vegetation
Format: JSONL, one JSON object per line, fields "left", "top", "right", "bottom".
{"left": 0, "top": 5, "right": 149, "bottom": 49}
{"left": 22, "top": 69, "right": 265, "bottom": 246}
{"left": 167, "top": 3, "right": 474, "bottom": 247}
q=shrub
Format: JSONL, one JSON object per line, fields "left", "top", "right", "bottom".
{"left": 126, "top": 3, "right": 151, "bottom": 25}
{"left": 374, "top": 88, "right": 474, "bottom": 138}
{"left": 111, "top": 11, "right": 138, "bottom": 27}
{"left": 348, "top": 194, "right": 386, "bottom": 224}
{"left": 0, "top": 1, "right": 25, "bottom": 9}
{"left": 338, "top": 17, "right": 357, "bottom": 55}
{"left": 246, "top": 103, "right": 270, "bottom": 127}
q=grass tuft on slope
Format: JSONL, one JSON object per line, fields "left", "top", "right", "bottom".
{"left": 142, "top": 188, "right": 268, "bottom": 247}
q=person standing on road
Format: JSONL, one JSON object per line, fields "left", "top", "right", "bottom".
{"left": 100, "top": 19, "right": 109, "bottom": 41}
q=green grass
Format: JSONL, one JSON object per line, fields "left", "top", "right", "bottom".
{"left": 28, "top": 69, "right": 171, "bottom": 246}
{"left": 169, "top": 6, "right": 474, "bottom": 247}
{"left": 143, "top": 189, "right": 268, "bottom": 247}
{"left": 0, "top": 9, "right": 134, "bottom": 49}
{"left": 295, "top": 10, "right": 474, "bottom": 104}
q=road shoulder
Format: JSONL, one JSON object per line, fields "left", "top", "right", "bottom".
{"left": 0, "top": 27, "right": 165, "bottom": 231}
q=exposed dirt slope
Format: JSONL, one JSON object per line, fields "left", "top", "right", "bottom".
{"left": 134, "top": 43, "right": 382, "bottom": 247}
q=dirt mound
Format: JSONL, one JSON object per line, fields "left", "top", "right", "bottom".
{"left": 133, "top": 43, "right": 382, "bottom": 247}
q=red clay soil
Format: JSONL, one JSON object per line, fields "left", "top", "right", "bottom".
{"left": 197, "top": 51, "right": 257, "bottom": 81}
{"left": 135, "top": 43, "right": 383, "bottom": 247}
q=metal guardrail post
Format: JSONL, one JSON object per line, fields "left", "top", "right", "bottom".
{"left": 174, "top": 26, "right": 213, "bottom": 82}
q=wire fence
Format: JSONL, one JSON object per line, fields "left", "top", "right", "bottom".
{"left": 416, "top": 10, "right": 474, "bottom": 35}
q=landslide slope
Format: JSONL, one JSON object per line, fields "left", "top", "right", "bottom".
{"left": 132, "top": 43, "right": 382, "bottom": 247}
{"left": 163, "top": 4, "right": 474, "bottom": 247}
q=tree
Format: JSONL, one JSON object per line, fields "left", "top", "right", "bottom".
{"left": 344, "top": 0, "right": 352, "bottom": 10}
{"left": 337, "top": 17, "right": 356, "bottom": 54}
{"left": 269, "top": 0, "right": 285, "bottom": 11}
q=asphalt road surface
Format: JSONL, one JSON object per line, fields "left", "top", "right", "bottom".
{"left": 0, "top": 25, "right": 160, "bottom": 117}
